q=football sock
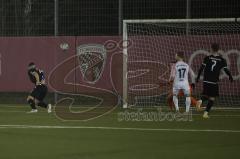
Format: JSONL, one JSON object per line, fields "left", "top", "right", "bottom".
{"left": 186, "top": 97, "right": 191, "bottom": 112}
{"left": 173, "top": 95, "right": 179, "bottom": 111}
{"left": 205, "top": 100, "right": 214, "bottom": 112}
{"left": 28, "top": 99, "right": 36, "bottom": 109}
{"left": 38, "top": 101, "right": 48, "bottom": 108}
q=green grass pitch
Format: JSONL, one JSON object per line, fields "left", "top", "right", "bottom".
{"left": 0, "top": 104, "right": 240, "bottom": 159}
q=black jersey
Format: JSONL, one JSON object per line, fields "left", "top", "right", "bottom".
{"left": 28, "top": 69, "right": 45, "bottom": 85}
{"left": 202, "top": 55, "right": 227, "bottom": 83}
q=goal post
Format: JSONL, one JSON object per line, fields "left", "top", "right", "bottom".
{"left": 123, "top": 21, "right": 128, "bottom": 108}
{"left": 123, "top": 18, "right": 240, "bottom": 108}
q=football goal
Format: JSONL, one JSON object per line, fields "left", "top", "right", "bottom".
{"left": 123, "top": 18, "right": 240, "bottom": 108}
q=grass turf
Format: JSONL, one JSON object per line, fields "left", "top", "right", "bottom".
{"left": 0, "top": 104, "right": 240, "bottom": 159}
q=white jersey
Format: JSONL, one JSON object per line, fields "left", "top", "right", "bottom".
{"left": 174, "top": 61, "right": 190, "bottom": 85}
{"left": 170, "top": 61, "right": 195, "bottom": 95}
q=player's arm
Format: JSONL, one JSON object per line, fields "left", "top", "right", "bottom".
{"left": 189, "top": 67, "right": 196, "bottom": 89}
{"left": 222, "top": 59, "right": 233, "bottom": 82}
{"left": 39, "top": 70, "right": 46, "bottom": 84}
{"left": 224, "top": 68, "right": 233, "bottom": 82}
{"left": 32, "top": 72, "right": 41, "bottom": 85}
{"left": 169, "top": 63, "right": 176, "bottom": 83}
{"left": 196, "top": 56, "right": 207, "bottom": 82}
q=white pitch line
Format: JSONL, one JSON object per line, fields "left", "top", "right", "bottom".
{"left": 0, "top": 125, "right": 240, "bottom": 133}
{"left": 1, "top": 105, "right": 240, "bottom": 111}
{"left": 1, "top": 110, "right": 240, "bottom": 118}
{"left": 1, "top": 111, "right": 240, "bottom": 118}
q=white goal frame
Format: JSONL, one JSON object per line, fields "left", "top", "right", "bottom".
{"left": 122, "top": 18, "right": 240, "bottom": 108}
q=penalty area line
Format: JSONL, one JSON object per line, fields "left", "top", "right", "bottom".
{"left": 0, "top": 124, "right": 240, "bottom": 133}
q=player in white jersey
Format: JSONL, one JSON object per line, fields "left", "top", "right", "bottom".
{"left": 169, "top": 52, "right": 195, "bottom": 112}
{"left": 167, "top": 61, "right": 201, "bottom": 111}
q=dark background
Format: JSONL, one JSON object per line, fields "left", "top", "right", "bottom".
{"left": 0, "top": 0, "right": 239, "bottom": 36}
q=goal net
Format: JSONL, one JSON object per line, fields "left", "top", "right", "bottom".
{"left": 123, "top": 18, "right": 240, "bottom": 108}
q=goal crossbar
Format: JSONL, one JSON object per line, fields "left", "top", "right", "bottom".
{"left": 123, "top": 18, "right": 240, "bottom": 24}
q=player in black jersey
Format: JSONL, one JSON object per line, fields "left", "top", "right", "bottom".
{"left": 27, "top": 62, "right": 52, "bottom": 113}
{"left": 196, "top": 43, "right": 233, "bottom": 118}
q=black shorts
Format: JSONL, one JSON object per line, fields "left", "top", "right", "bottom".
{"left": 202, "top": 82, "right": 219, "bottom": 97}
{"left": 30, "top": 85, "right": 48, "bottom": 101}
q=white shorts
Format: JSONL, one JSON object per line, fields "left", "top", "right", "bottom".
{"left": 172, "top": 83, "right": 190, "bottom": 96}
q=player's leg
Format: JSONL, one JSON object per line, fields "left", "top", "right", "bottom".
{"left": 203, "top": 96, "right": 216, "bottom": 118}
{"left": 197, "top": 96, "right": 208, "bottom": 106}
{"left": 185, "top": 96, "right": 191, "bottom": 112}
{"left": 191, "top": 97, "right": 203, "bottom": 111}
{"left": 190, "top": 97, "right": 197, "bottom": 106}
{"left": 195, "top": 99, "right": 202, "bottom": 111}
{"left": 202, "top": 83, "right": 218, "bottom": 118}
{"left": 42, "top": 85, "right": 52, "bottom": 113}
{"left": 172, "top": 87, "right": 179, "bottom": 112}
{"left": 37, "top": 101, "right": 47, "bottom": 108}
{"left": 27, "top": 88, "right": 38, "bottom": 113}
{"left": 167, "top": 92, "right": 175, "bottom": 111}
{"left": 183, "top": 85, "right": 191, "bottom": 113}
{"left": 168, "top": 89, "right": 192, "bottom": 111}
{"left": 27, "top": 95, "right": 38, "bottom": 112}
{"left": 187, "top": 85, "right": 202, "bottom": 110}
{"left": 36, "top": 85, "right": 52, "bottom": 113}
{"left": 33, "top": 85, "right": 47, "bottom": 108}
{"left": 204, "top": 96, "right": 215, "bottom": 112}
